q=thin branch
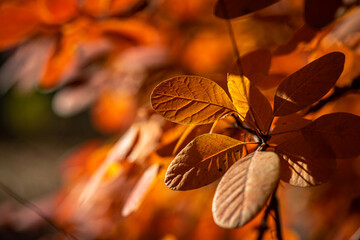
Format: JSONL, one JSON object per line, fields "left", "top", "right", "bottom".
{"left": 0, "top": 182, "right": 77, "bottom": 240}
{"left": 257, "top": 185, "right": 283, "bottom": 240}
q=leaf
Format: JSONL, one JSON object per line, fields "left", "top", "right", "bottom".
{"left": 151, "top": 76, "right": 236, "bottom": 125}
{"left": 276, "top": 132, "right": 336, "bottom": 187}
{"left": 212, "top": 151, "right": 280, "bottom": 228}
{"left": 0, "top": 2, "right": 39, "bottom": 50}
{"left": 241, "top": 49, "right": 272, "bottom": 85}
{"left": 273, "top": 52, "right": 345, "bottom": 116}
{"left": 214, "top": 0, "right": 279, "bottom": 19}
{"left": 271, "top": 114, "right": 312, "bottom": 135}
{"left": 227, "top": 74, "right": 273, "bottom": 134}
{"left": 301, "top": 112, "right": 360, "bottom": 158}
{"left": 304, "top": 0, "right": 342, "bottom": 29}
{"left": 121, "top": 164, "right": 160, "bottom": 217}
{"left": 165, "top": 133, "right": 245, "bottom": 190}
{"left": 79, "top": 124, "right": 140, "bottom": 204}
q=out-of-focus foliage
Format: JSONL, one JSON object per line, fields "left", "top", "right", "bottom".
{"left": 0, "top": 0, "right": 360, "bottom": 240}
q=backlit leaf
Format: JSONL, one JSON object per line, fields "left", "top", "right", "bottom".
{"left": 122, "top": 164, "right": 160, "bottom": 217}
{"left": 212, "top": 151, "right": 280, "bottom": 228}
{"left": 214, "top": 0, "right": 279, "bottom": 19}
{"left": 151, "top": 76, "right": 236, "bottom": 125}
{"left": 165, "top": 133, "right": 244, "bottom": 190}
{"left": 301, "top": 112, "right": 360, "bottom": 158}
{"left": 228, "top": 74, "right": 273, "bottom": 134}
{"left": 274, "top": 52, "right": 345, "bottom": 116}
{"left": 276, "top": 132, "right": 336, "bottom": 187}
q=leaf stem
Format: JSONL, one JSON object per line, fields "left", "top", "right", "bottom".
{"left": 257, "top": 185, "right": 283, "bottom": 240}
{"left": 219, "top": 0, "right": 244, "bottom": 76}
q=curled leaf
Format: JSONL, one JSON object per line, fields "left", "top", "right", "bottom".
{"left": 165, "top": 133, "right": 244, "bottom": 190}
{"left": 212, "top": 151, "right": 280, "bottom": 228}
{"left": 301, "top": 112, "right": 360, "bottom": 158}
{"left": 228, "top": 74, "right": 273, "bottom": 134}
{"left": 151, "top": 76, "right": 236, "bottom": 125}
{"left": 274, "top": 52, "right": 345, "bottom": 116}
{"left": 214, "top": 0, "right": 279, "bottom": 19}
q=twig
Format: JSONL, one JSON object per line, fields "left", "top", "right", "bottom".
{"left": 0, "top": 182, "right": 77, "bottom": 240}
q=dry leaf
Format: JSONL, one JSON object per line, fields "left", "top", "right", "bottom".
{"left": 212, "top": 151, "right": 280, "bottom": 228}
{"left": 301, "top": 112, "right": 360, "bottom": 158}
{"left": 274, "top": 52, "right": 345, "bottom": 116}
{"left": 227, "top": 74, "right": 273, "bottom": 134}
{"left": 214, "top": 0, "right": 279, "bottom": 19}
{"left": 276, "top": 132, "right": 336, "bottom": 187}
{"left": 151, "top": 76, "right": 236, "bottom": 125}
{"left": 165, "top": 133, "right": 244, "bottom": 190}
{"left": 122, "top": 164, "right": 160, "bottom": 217}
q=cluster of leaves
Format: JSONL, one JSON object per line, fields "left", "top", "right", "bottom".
{"left": 151, "top": 50, "right": 360, "bottom": 229}
{"left": 2, "top": 0, "right": 360, "bottom": 239}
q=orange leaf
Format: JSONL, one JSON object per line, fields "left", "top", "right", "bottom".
{"left": 151, "top": 76, "right": 236, "bottom": 125}
{"left": 276, "top": 132, "right": 336, "bottom": 187}
{"left": 165, "top": 133, "right": 244, "bottom": 190}
{"left": 301, "top": 112, "right": 360, "bottom": 158}
{"left": 0, "top": 2, "right": 39, "bottom": 50}
{"left": 122, "top": 164, "right": 160, "bottom": 217}
{"left": 36, "top": 0, "right": 78, "bottom": 25}
{"left": 228, "top": 74, "right": 273, "bottom": 134}
{"left": 214, "top": 0, "right": 279, "bottom": 19}
{"left": 274, "top": 52, "right": 345, "bottom": 116}
{"left": 212, "top": 151, "right": 280, "bottom": 228}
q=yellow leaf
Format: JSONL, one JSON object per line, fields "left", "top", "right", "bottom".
{"left": 165, "top": 133, "right": 245, "bottom": 190}
{"left": 212, "top": 151, "right": 280, "bottom": 228}
{"left": 151, "top": 76, "right": 236, "bottom": 125}
{"left": 227, "top": 74, "right": 273, "bottom": 134}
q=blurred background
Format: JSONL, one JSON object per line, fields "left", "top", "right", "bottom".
{"left": 0, "top": 0, "right": 360, "bottom": 239}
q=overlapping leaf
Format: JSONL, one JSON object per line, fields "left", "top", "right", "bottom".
{"left": 165, "top": 133, "right": 244, "bottom": 190}
{"left": 151, "top": 76, "right": 236, "bottom": 125}
{"left": 212, "top": 151, "right": 280, "bottom": 228}
{"left": 276, "top": 132, "right": 336, "bottom": 187}
{"left": 214, "top": 0, "right": 279, "bottom": 19}
{"left": 228, "top": 74, "right": 273, "bottom": 134}
{"left": 301, "top": 112, "right": 360, "bottom": 158}
{"left": 274, "top": 52, "right": 345, "bottom": 116}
